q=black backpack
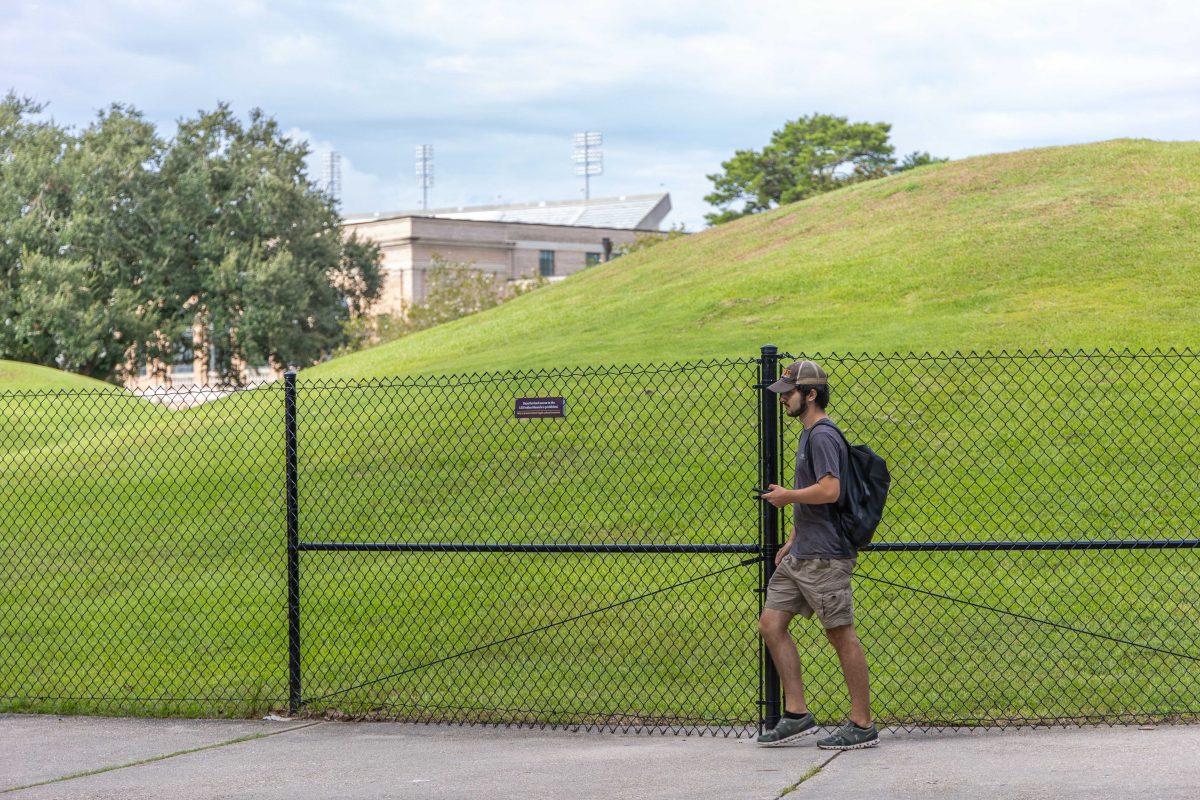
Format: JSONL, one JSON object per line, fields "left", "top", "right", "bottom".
{"left": 805, "top": 419, "right": 891, "bottom": 549}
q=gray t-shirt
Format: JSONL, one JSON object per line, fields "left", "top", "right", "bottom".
{"left": 790, "top": 419, "right": 854, "bottom": 559}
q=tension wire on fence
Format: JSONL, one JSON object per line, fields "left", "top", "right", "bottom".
{"left": 856, "top": 572, "right": 1200, "bottom": 664}
{"left": 303, "top": 553, "right": 767, "bottom": 705}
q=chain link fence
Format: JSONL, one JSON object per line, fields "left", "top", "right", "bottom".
{"left": 1, "top": 348, "right": 1197, "bottom": 734}
{"left": 775, "top": 348, "right": 1200, "bottom": 729}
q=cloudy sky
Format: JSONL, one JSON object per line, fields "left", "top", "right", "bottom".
{"left": 4, "top": 0, "right": 1199, "bottom": 228}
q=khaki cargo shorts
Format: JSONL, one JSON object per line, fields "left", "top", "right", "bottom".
{"left": 764, "top": 554, "right": 857, "bottom": 629}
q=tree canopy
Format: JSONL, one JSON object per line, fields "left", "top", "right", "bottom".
{"left": 704, "top": 114, "right": 944, "bottom": 225}
{"left": 0, "top": 93, "right": 381, "bottom": 382}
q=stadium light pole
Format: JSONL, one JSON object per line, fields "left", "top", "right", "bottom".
{"left": 323, "top": 150, "right": 342, "bottom": 205}
{"left": 416, "top": 144, "right": 434, "bottom": 211}
{"left": 573, "top": 131, "right": 603, "bottom": 200}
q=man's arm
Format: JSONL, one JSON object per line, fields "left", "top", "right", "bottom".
{"left": 761, "top": 475, "right": 840, "bottom": 508}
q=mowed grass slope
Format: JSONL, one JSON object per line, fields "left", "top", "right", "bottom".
{"left": 0, "top": 360, "right": 111, "bottom": 392}
{"left": 2, "top": 140, "right": 1199, "bottom": 727}
{"left": 313, "top": 139, "right": 1200, "bottom": 378}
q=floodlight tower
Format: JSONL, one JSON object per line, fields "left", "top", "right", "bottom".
{"left": 323, "top": 150, "right": 342, "bottom": 204}
{"left": 573, "top": 131, "right": 603, "bottom": 200}
{"left": 415, "top": 144, "right": 434, "bottom": 211}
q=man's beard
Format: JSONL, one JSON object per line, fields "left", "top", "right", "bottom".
{"left": 785, "top": 395, "right": 807, "bottom": 418}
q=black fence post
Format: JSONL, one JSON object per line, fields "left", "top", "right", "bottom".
{"left": 758, "top": 344, "right": 782, "bottom": 732}
{"left": 284, "top": 370, "right": 302, "bottom": 715}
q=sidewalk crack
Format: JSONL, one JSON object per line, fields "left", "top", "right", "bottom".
{"left": 775, "top": 751, "right": 841, "bottom": 798}
{"left": 1, "top": 720, "right": 323, "bottom": 795}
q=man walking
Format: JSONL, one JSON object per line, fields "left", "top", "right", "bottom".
{"left": 757, "top": 360, "right": 878, "bottom": 750}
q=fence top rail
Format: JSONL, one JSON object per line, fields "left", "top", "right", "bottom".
{"left": 0, "top": 356, "right": 759, "bottom": 400}
{"left": 290, "top": 355, "right": 760, "bottom": 392}
{"left": 778, "top": 345, "right": 1200, "bottom": 363}
{"left": 3, "top": 345, "right": 1198, "bottom": 400}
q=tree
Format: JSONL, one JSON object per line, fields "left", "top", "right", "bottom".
{"left": 338, "top": 255, "right": 545, "bottom": 354}
{"left": 0, "top": 94, "right": 73, "bottom": 358}
{"left": 58, "top": 104, "right": 174, "bottom": 376}
{"left": 612, "top": 223, "right": 687, "bottom": 257}
{"left": 406, "top": 255, "right": 540, "bottom": 333}
{"left": 1, "top": 98, "right": 170, "bottom": 377}
{"left": 0, "top": 96, "right": 383, "bottom": 383}
{"left": 894, "top": 150, "right": 949, "bottom": 172}
{"left": 10, "top": 252, "right": 149, "bottom": 376}
{"left": 705, "top": 114, "right": 944, "bottom": 225}
{"left": 156, "top": 104, "right": 382, "bottom": 381}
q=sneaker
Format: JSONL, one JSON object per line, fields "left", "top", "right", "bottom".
{"left": 757, "top": 713, "right": 818, "bottom": 746}
{"left": 816, "top": 720, "right": 879, "bottom": 750}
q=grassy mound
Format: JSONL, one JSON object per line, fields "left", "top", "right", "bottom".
{"left": 0, "top": 360, "right": 114, "bottom": 392}
{"left": 314, "top": 139, "right": 1200, "bottom": 379}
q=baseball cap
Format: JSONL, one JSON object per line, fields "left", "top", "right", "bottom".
{"left": 767, "top": 360, "right": 828, "bottom": 394}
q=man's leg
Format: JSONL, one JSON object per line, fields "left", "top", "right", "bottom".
{"left": 823, "top": 623, "right": 871, "bottom": 727}
{"left": 758, "top": 607, "right": 808, "bottom": 714}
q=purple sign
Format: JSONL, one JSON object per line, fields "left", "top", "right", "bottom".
{"left": 515, "top": 396, "right": 566, "bottom": 419}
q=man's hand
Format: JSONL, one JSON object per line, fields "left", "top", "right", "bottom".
{"left": 760, "top": 483, "right": 793, "bottom": 509}
{"left": 774, "top": 545, "right": 790, "bottom": 567}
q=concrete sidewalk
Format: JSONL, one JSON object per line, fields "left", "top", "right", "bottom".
{"left": 2, "top": 714, "right": 1197, "bottom": 799}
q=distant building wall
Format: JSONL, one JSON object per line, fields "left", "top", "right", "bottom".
{"left": 345, "top": 217, "right": 656, "bottom": 315}
{"left": 121, "top": 317, "right": 282, "bottom": 391}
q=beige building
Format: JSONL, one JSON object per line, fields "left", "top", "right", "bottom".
{"left": 342, "top": 193, "right": 672, "bottom": 315}
{"left": 122, "top": 319, "right": 279, "bottom": 394}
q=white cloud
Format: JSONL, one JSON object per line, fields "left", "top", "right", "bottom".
{"left": 284, "top": 127, "right": 397, "bottom": 213}
{"left": 3, "top": 0, "right": 1200, "bottom": 228}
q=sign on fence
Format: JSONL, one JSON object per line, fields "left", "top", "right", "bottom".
{"left": 514, "top": 396, "right": 567, "bottom": 418}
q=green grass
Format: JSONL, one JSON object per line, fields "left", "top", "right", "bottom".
{"left": 307, "top": 138, "right": 1200, "bottom": 378}
{"left": 0, "top": 360, "right": 110, "bottom": 392}
{"left": 2, "top": 140, "right": 1200, "bottom": 729}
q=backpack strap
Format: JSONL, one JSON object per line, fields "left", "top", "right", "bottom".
{"left": 804, "top": 418, "right": 844, "bottom": 455}
{"left": 803, "top": 419, "right": 854, "bottom": 551}
{"left": 806, "top": 422, "right": 854, "bottom": 496}
{"left": 810, "top": 418, "right": 839, "bottom": 437}
{"left": 803, "top": 418, "right": 846, "bottom": 501}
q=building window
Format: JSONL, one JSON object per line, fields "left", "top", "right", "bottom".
{"left": 539, "top": 250, "right": 555, "bottom": 277}
{"left": 585, "top": 252, "right": 602, "bottom": 266}
{"left": 172, "top": 332, "right": 195, "bottom": 376}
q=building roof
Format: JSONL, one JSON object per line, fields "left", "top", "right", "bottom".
{"left": 344, "top": 193, "right": 671, "bottom": 231}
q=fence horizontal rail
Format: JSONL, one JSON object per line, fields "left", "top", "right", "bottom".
{"left": 297, "top": 542, "right": 762, "bottom": 554}
{"left": 862, "top": 538, "right": 1200, "bottom": 552}
{"left": 299, "top": 539, "right": 1200, "bottom": 556}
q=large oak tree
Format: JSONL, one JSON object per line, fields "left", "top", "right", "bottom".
{"left": 0, "top": 94, "right": 382, "bottom": 382}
